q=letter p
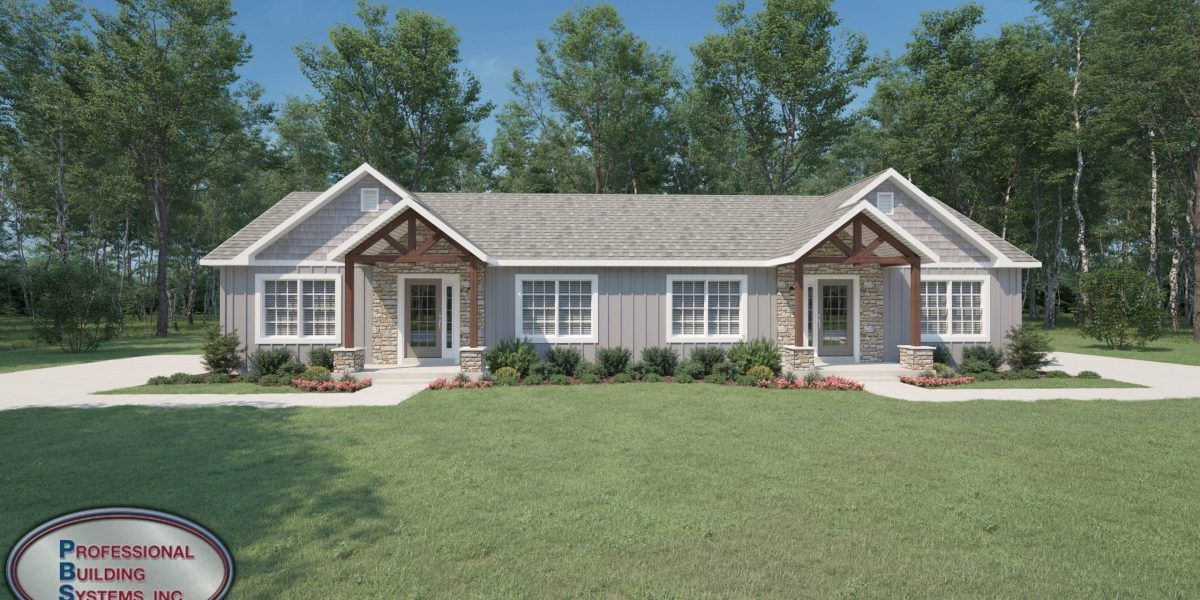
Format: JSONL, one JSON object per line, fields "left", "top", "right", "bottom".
{"left": 58, "top": 540, "right": 75, "bottom": 559}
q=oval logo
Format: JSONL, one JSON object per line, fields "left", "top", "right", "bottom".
{"left": 6, "top": 508, "right": 233, "bottom": 600}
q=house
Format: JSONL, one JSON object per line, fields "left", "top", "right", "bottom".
{"left": 199, "top": 164, "right": 1039, "bottom": 374}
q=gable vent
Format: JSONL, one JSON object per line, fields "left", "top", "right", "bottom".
{"left": 874, "top": 191, "right": 894, "bottom": 214}
{"left": 360, "top": 188, "right": 380, "bottom": 212}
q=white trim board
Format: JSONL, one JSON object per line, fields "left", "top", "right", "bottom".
{"left": 772, "top": 201, "right": 940, "bottom": 266}
{"left": 253, "top": 272, "right": 342, "bottom": 345}
{"left": 514, "top": 273, "right": 600, "bottom": 344}
{"left": 665, "top": 274, "right": 750, "bottom": 343}
{"left": 396, "top": 273, "right": 461, "bottom": 362}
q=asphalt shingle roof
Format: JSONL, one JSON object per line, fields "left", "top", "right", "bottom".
{"left": 205, "top": 192, "right": 320, "bottom": 260}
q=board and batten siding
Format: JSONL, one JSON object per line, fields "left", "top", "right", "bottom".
{"left": 220, "top": 265, "right": 374, "bottom": 363}
{"left": 485, "top": 266, "right": 775, "bottom": 359}
{"left": 882, "top": 266, "right": 1022, "bottom": 362}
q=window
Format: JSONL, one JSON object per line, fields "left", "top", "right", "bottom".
{"left": 875, "top": 191, "right": 894, "bottom": 214}
{"left": 258, "top": 275, "right": 340, "bottom": 342}
{"left": 516, "top": 275, "right": 597, "bottom": 341}
{"left": 920, "top": 277, "right": 986, "bottom": 340}
{"left": 360, "top": 188, "right": 380, "bottom": 212}
{"left": 667, "top": 275, "right": 747, "bottom": 341}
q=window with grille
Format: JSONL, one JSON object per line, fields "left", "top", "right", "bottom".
{"left": 669, "top": 276, "right": 746, "bottom": 340}
{"left": 260, "top": 277, "right": 338, "bottom": 340}
{"left": 517, "top": 276, "right": 596, "bottom": 340}
{"left": 920, "top": 278, "right": 985, "bottom": 339}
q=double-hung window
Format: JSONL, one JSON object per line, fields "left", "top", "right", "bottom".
{"left": 516, "top": 275, "right": 598, "bottom": 342}
{"left": 667, "top": 275, "right": 747, "bottom": 341}
{"left": 258, "top": 275, "right": 340, "bottom": 342}
{"left": 919, "top": 276, "right": 986, "bottom": 341}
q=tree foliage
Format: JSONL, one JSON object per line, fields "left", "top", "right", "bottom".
{"left": 1079, "top": 268, "right": 1164, "bottom": 349}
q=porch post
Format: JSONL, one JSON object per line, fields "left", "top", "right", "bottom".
{"left": 469, "top": 260, "right": 479, "bottom": 347}
{"left": 909, "top": 257, "right": 921, "bottom": 346}
{"left": 794, "top": 260, "right": 804, "bottom": 346}
{"left": 343, "top": 256, "right": 355, "bottom": 348}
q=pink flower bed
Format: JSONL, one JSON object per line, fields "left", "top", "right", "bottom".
{"left": 899, "top": 375, "right": 975, "bottom": 388}
{"left": 755, "top": 376, "right": 864, "bottom": 391}
{"left": 427, "top": 378, "right": 496, "bottom": 390}
{"left": 292, "top": 378, "right": 374, "bottom": 392}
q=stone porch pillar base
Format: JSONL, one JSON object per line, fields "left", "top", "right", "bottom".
{"left": 460, "top": 346, "right": 486, "bottom": 375}
{"left": 898, "top": 345, "right": 935, "bottom": 370}
{"left": 781, "top": 345, "right": 816, "bottom": 373}
{"left": 332, "top": 347, "right": 365, "bottom": 374}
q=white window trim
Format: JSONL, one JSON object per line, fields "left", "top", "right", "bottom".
{"left": 254, "top": 273, "right": 342, "bottom": 344}
{"left": 515, "top": 274, "right": 599, "bottom": 343}
{"left": 360, "top": 187, "right": 380, "bottom": 212}
{"left": 666, "top": 274, "right": 749, "bottom": 343}
{"left": 397, "top": 273, "right": 461, "bottom": 362}
{"left": 875, "top": 191, "right": 894, "bottom": 214}
{"left": 919, "top": 273, "right": 990, "bottom": 343}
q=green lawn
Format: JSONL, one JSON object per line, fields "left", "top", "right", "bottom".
{"left": 1040, "top": 313, "right": 1200, "bottom": 367}
{"left": 96, "top": 382, "right": 304, "bottom": 395}
{"left": 0, "top": 315, "right": 205, "bottom": 373}
{"left": 955, "top": 377, "right": 1142, "bottom": 389}
{"left": 3, "top": 385, "right": 1199, "bottom": 598}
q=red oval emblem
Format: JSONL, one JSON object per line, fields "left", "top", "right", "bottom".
{"left": 6, "top": 508, "right": 234, "bottom": 600}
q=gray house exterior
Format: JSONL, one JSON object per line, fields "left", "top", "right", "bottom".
{"left": 200, "top": 164, "right": 1039, "bottom": 373}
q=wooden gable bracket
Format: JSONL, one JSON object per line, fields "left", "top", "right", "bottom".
{"left": 346, "top": 211, "right": 473, "bottom": 265}
{"left": 799, "top": 214, "right": 919, "bottom": 266}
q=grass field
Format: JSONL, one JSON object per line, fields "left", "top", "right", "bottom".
{"left": 95, "top": 382, "right": 304, "bottom": 395}
{"left": 1040, "top": 313, "right": 1200, "bottom": 367}
{"left": 3, "top": 385, "right": 1199, "bottom": 598}
{"left": 0, "top": 315, "right": 206, "bottom": 373}
{"left": 955, "top": 377, "right": 1142, "bottom": 389}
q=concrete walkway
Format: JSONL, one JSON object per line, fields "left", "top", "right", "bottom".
{"left": 849, "top": 352, "right": 1200, "bottom": 402}
{"left": 0, "top": 355, "right": 431, "bottom": 410}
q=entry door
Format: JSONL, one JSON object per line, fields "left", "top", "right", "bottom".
{"left": 818, "top": 282, "right": 853, "bottom": 356}
{"left": 405, "top": 280, "right": 441, "bottom": 358}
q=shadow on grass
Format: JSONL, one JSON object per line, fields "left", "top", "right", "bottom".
{"left": 0, "top": 407, "right": 385, "bottom": 597}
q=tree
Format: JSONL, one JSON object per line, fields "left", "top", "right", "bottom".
{"left": 297, "top": 1, "right": 491, "bottom": 191}
{"left": 29, "top": 261, "right": 121, "bottom": 352}
{"left": 499, "top": 4, "right": 678, "bottom": 194}
{"left": 1079, "top": 267, "right": 1164, "bottom": 349}
{"left": 274, "top": 97, "right": 335, "bottom": 191}
{"left": 90, "top": 0, "right": 256, "bottom": 337}
{"left": 691, "top": 0, "right": 869, "bottom": 194}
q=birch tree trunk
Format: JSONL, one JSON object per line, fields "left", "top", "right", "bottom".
{"left": 1044, "top": 189, "right": 1065, "bottom": 327}
{"left": 1069, "top": 28, "right": 1090, "bottom": 319}
{"left": 54, "top": 131, "right": 70, "bottom": 265}
{"left": 1169, "top": 223, "right": 1182, "bottom": 331}
{"left": 1147, "top": 130, "right": 1159, "bottom": 279}
{"left": 1192, "top": 156, "right": 1200, "bottom": 341}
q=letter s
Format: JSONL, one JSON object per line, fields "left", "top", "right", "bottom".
{"left": 58, "top": 584, "right": 74, "bottom": 600}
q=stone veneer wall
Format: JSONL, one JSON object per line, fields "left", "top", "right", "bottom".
{"left": 368, "top": 263, "right": 485, "bottom": 364}
{"left": 775, "top": 261, "right": 885, "bottom": 363}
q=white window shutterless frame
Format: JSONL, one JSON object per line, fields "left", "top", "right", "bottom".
{"left": 666, "top": 275, "right": 748, "bottom": 342}
{"left": 515, "top": 274, "right": 599, "bottom": 343}
{"left": 255, "top": 273, "right": 341, "bottom": 344}
{"left": 919, "top": 274, "right": 988, "bottom": 342}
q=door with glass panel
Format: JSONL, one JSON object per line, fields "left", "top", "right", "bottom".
{"left": 405, "top": 280, "right": 441, "bottom": 358}
{"left": 818, "top": 281, "right": 853, "bottom": 356}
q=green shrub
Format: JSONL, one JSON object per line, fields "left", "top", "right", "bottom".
{"left": 546, "top": 347, "right": 583, "bottom": 376}
{"left": 258, "top": 373, "right": 292, "bottom": 386}
{"left": 1015, "top": 369, "right": 1041, "bottom": 379}
{"left": 919, "top": 369, "right": 938, "bottom": 378}
{"left": 641, "top": 346, "right": 678, "bottom": 376}
{"left": 625, "top": 361, "right": 648, "bottom": 380}
{"left": 28, "top": 261, "right": 120, "bottom": 352}
{"left": 729, "top": 339, "right": 782, "bottom": 375}
{"left": 454, "top": 372, "right": 471, "bottom": 383}
{"left": 783, "top": 371, "right": 798, "bottom": 384}
{"left": 578, "top": 372, "right": 601, "bottom": 384}
{"left": 596, "top": 347, "right": 631, "bottom": 376}
{"left": 997, "top": 370, "right": 1020, "bottom": 380}
{"left": 208, "top": 373, "right": 232, "bottom": 384}
{"left": 201, "top": 328, "right": 242, "bottom": 375}
{"left": 169, "top": 372, "right": 194, "bottom": 384}
{"left": 576, "top": 360, "right": 601, "bottom": 378}
{"left": 611, "top": 372, "right": 633, "bottom": 384}
{"left": 147, "top": 376, "right": 171, "bottom": 385}
{"left": 688, "top": 347, "right": 727, "bottom": 375}
{"left": 548, "top": 374, "right": 572, "bottom": 385}
{"left": 973, "top": 371, "right": 999, "bottom": 381}
{"left": 735, "top": 375, "right": 758, "bottom": 387}
{"left": 1004, "top": 324, "right": 1052, "bottom": 371}
{"left": 493, "top": 367, "right": 521, "bottom": 386}
{"left": 713, "top": 362, "right": 741, "bottom": 381}
{"left": 1045, "top": 370, "right": 1070, "bottom": 378}
{"left": 674, "top": 372, "right": 694, "bottom": 384}
{"left": 1078, "top": 370, "right": 1101, "bottom": 379}
{"left": 279, "top": 362, "right": 306, "bottom": 377}
{"left": 523, "top": 373, "right": 545, "bottom": 385}
{"left": 932, "top": 345, "right": 952, "bottom": 365}
{"left": 250, "top": 348, "right": 295, "bottom": 376}
{"left": 746, "top": 365, "right": 774, "bottom": 381}
{"left": 931, "top": 362, "right": 955, "bottom": 377}
{"left": 527, "top": 362, "right": 555, "bottom": 380}
{"left": 803, "top": 370, "right": 824, "bottom": 384}
{"left": 960, "top": 346, "right": 1003, "bottom": 372}
{"left": 676, "top": 359, "right": 706, "bottom": 380}
{"left": 300, "top": 366, "right": 331, "bottom": 382}
{"left": 1079, "top": 267, "right": 1164, "bottom": 349}
{"left": 484, "top": 339, "right": 539, "bottom": 376}
{"left": 703, "top": 373, "right": 727, "bottom": 385}
{"left": 339, "top": 373, "right": 358, "bottom": 383}
{"left": 642, "top": 372, "right": 662, "bottom": 383}
{"left": 308, "top": 347, "right": 335, "bottom": 370}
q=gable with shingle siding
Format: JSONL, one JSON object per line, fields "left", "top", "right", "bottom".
{"left": 257, "top": 176, "right": 400, "bottom": 261}
{"left": 871, "top": 180, "right": 991, "bottom": 263}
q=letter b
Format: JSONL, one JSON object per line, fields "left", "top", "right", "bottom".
{"left": 59, "top": 562, "right": 75, "bottom": 580}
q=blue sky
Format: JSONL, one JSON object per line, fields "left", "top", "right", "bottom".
{"left": 90, "top": 0, "right": 1038, "bottom": 139}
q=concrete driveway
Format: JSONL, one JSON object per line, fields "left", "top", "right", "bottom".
{"left": 861, "top": 352, "right": 1200, "bottom": 402}
{"left": 0, "top": 355, "right": 427, "bottom": 410}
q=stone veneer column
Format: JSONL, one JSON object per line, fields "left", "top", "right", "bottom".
{"left": 460, "top": 347, "right": 485, "bottom": 375}
{"left": 332, "top": 347, "right": 365, "bottom": 374}
{"left": 781, "top": 345, "right": 815, "bottom": 373}
{"left": 775, "top": 260, "right": 884, "bottom": 362}
{"left": 898, "top": 345, "right": 935, "bottom": 370}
